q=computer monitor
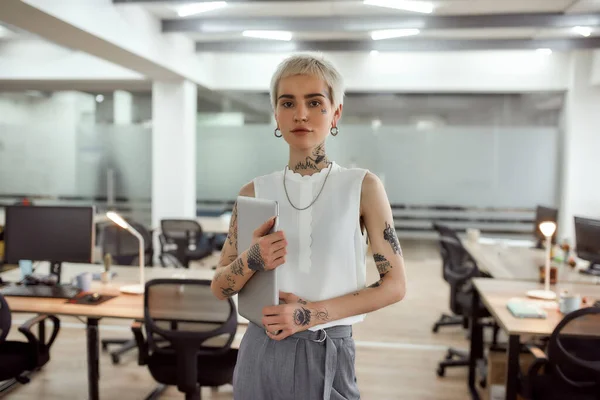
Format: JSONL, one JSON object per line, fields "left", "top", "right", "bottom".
{"left": 3, "top": 205, "right": 95, "bottom": 283}
{"left": 533, "top": 205, "right": 559, "bottom": 248}
{"left": 574, "top": 216, "right": 600, "bottom": 276}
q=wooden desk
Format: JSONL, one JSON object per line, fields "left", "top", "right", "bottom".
{"left": 468, "top": 278, "right": 600, "bottom": 400}
{"left": 463, "top": 239, "right": 599, "bottom": 284}
{"left": 0, "top": 263, "right": 244, "bottom": 400}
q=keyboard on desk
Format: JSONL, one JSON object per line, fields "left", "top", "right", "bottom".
{"left": 0, "top": 284, "right": 81, "bottom": 299}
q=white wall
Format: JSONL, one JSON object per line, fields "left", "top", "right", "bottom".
{"left": 0, "top": 92, "right": 96, "bottom": 196}
{"left": 592, "top": 50, "right": 600, "bottom": 85}
{"left": 208, "top": 51, "right": 571, "bottom": 92}
{"left": 0, "top": 39, "right": 143, "bottom": 80}
{"left": 559, "top": 50, "right": 600, "bottom": 241}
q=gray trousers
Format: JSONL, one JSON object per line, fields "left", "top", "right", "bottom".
{"left": 233, "top": 322, "right": 360, "bottom": 400}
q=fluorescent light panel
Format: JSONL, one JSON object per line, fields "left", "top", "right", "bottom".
{"left": 572, "top": 26, "right": 592, "bottom": 37}
{"left": 371, "top": 29, "right": 420, "bottom": 40}
{"left": 364, "top": 0, "right": 435, "bottom": 14}
{"left": 536, "top": 48, "right": 552, "bottom": 55}
{"left": 242, "top": 30, "right": 292, "bottom": 41}
{"left": 176, "top": 1, "right": 227, "bottom": 17}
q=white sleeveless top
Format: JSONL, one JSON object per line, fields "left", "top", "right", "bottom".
{"left": 253, "top": 162, "right": 369, "bottom": 331}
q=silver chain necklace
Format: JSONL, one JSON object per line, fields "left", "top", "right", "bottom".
{"left": 283, "top": 162, "right": 333, "bottom": 211}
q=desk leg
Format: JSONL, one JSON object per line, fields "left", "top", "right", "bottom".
{"left": 468, "top": 288, "right": 483, "bottom": 400}
{"left": 505, "top": 335, "right": 520, "bottom": 400}
{"left": 87, "top": 318, "right": 100, "bottom": 400}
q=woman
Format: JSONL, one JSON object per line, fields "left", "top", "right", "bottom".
{"left": 210, "top": 53, "right": 407, "bottom": 400}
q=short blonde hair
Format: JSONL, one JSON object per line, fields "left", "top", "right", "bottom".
{"left": 269, "top": 53, "right": 345, "bottom": 110}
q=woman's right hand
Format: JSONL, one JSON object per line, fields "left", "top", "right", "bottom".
{"left": 246, "top": 217, "right": 287, "bottom": 272}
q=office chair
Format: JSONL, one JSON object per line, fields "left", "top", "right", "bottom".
{"left": 132, "top": 279, "right": 238, "bottom": 400}
{"left": 159, "top": 220, "right": 216, "bottom": 268}
{"left": 431, "top": 224, "right": 500, "bottom": 384}
{"left": 521, "top": 307, "right": 600, "bottom": 400}
{"left": 99, "top": 219, "right": 154, "bottom": 364}
{"left": 0, "top": 293, "right": 61, "bottom": 391}
{"left": 432, "top": 223, "right": 470, "bottom": 333}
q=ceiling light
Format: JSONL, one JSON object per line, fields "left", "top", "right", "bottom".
{"left": 242, "top": 30, "right": 292, "bottom": 41}
{"left": 370, "top": 50, "right": 380, "bottom": 56}
{"left": 96, "top": 95, "right": 104, "bottom": 103}
{"left": 572, "top": 26, "right": 592, "bottom": 37}
{"left": 176, "top": 1, "right": 227, "bottom": 17}
{"left": 371, "top": 29, "right": 420, "bottom": 40}
{"left": 364, "top": 0, "right": 435, "bottom": 14}
{"left": 536, "top": 48, "right": 552, "bottom": 55}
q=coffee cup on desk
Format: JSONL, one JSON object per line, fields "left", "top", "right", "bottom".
{"left": 467, "top": 228, "right": 480, "bottom": 243}
{"left": 559, "top": 292, "right": 581, "bottom": 314}
{"left": 73, "top": 272, "right": 93, "bottom": 292}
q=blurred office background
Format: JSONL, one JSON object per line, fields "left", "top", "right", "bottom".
{"left": 1, "top": 1, "right": 600, "bottom": 399}
{"left": 0, "top": 0, "right": 598, "bottom": 246}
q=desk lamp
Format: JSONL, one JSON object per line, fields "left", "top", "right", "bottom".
{"left": 106, "top": 211, "right": 145, "bottom": 295}
{"left": 527, "top": 221, "right": 557, "bottom": 300}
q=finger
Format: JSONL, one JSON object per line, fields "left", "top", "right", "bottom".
{"left": 271, "top": 239, "right": 288, "bottom": 252}
{"left": 272, "top": 247, "right": 287, "bottom": 258}
{"left": 262, "top": 315, "right": 284, "bottom": 326}
{"left": 267, "top": 255, "right": 286, "bottom": 270}
{"left": 266, "top": 231, "right": 286, "bottom": 244}
{"left": 254, "top": 217, "right": 276, "bottom": 237}
{"left": 263, "top": 305, "right": 283, "bottom": 316}
{"left": 266, "top": 328, "right": 290, "bottom": 341}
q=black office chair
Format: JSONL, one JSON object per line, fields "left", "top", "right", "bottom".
{"left": 99, "top": 219, "right": 154, "bottom": 364}
{"left": 0, "top": 293, "right": 61, "bottom": 391}
{"left": 432, "top": 223, "right": 470, "bottom": 333}
{"left": 521, "top": 307, "right": 600, "bottom": 400}
{"left": 132, "top": 279, "right": 238, "bottom": 400}
{"left": 432, "top": 224, "right": 499, "bottom": 383}
{"left": 159, "top": 220, "right": 215, "bottom": 269}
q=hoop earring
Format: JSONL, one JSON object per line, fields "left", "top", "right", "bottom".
{"left": 330, "top": 126, "right": 339, "bottom": 136}
{"left": 274, "top": 128, "right": 282, "bottom": 138}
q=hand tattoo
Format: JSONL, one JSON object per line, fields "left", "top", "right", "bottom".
{"left": 383, "top": 222, "right": 402, "bottom": 256}
{"left": 247, "top": 243, "right": 265, "bottom": 272}
{"left": 293, "top": 307, "right": 312, "bottom": 326}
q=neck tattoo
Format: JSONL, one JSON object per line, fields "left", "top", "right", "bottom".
{"left": 293, "top": 143, "right": 329, "bottom": 173}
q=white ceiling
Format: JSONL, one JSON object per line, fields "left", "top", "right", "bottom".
{"left": 144, "top": 0, "right": 594, "bottom": 18}
{"left": 134, "top": 0, "right": 600, "bottom": 45}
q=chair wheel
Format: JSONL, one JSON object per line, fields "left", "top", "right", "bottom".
{"left": 479, "top": 379, "right": 487, "bottom": 388}
{"left": 445, "top": 352, "right": 453, "bottom": 360}
{"left": 111, "top": 354, "right": 120, "bottom": 365}
{"left": 436, "top": 366, "right": 445, "bottom": 377}
{"left": 16, "top": 375, "right": 30, "bottom": 384}
{"left": 102, "top": 342, "right": 109, "bottom": 351}
{"left": 432, "top": 325, "right": 439, "bottom": 333}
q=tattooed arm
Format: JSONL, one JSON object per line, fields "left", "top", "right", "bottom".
{"left": 211, "top": 182, "right": 288, "bottom": 300}
{"left": 210, "top": 182, "right": 255, "bottom": 300}
{"left": 262, "top": 172, "right": 406, "bottom": 340}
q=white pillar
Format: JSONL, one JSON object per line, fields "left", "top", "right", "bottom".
{"left": 113, "top": 90, "right": 133, "bottom": 125}
{"left": 151, "top": 80, "right": 197, "bottom": 232}
{"left": 558, "top": 50, "right": 600, "bottom": 241}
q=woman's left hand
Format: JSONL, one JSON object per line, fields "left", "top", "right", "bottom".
{"left": 262, "top": 291, "right": 314, "bottom": 341}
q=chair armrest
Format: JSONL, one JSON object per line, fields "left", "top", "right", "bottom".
{"left": 18, "top": 314, "right": 61, "bottom": 349}
{"left": 132, "top": 320, "right": 148, "bottom": 366}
